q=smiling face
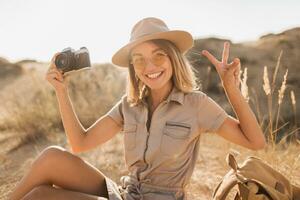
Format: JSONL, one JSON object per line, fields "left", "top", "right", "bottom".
{"left": 129, "top": 41, "right": 173, "bottom": 91}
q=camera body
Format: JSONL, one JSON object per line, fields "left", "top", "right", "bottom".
{"left": 55, "top": 47, "right": 91, "bottom": 73}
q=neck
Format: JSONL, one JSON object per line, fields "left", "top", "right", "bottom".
{"left": 148, "top": 81, "right": 173, "bottom": 110}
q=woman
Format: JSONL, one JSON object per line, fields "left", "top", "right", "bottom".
{"left": 9, "top": 17, "right": 266, "bottom": 200}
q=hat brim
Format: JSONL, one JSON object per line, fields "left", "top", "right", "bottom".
{"left": 111, "top": 30, "right": 194, "bottom": 68}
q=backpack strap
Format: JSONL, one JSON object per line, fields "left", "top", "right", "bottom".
{"left": 226, "top": 153, "right": 238, "bottom": 172}
{"left": 238, "top": 182, "right": 250, "bottom": 199}
{"left": 292, "top": 184, "right": 300, "bottom": 200}
{"left": 229, "top": 153, "right": 251, "bottom": 200}
{"left": 213, "top": 153, "right": 251, "bottom": 200}
{"left": 212, "top": 171, "right": 240, "bottom": 200}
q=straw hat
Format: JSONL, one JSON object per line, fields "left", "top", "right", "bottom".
{"left": 111, "top": 17, "right": 194, "bottom": 68}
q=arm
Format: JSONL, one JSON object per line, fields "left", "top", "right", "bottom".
{"left": 216, "top": 85, "right": 266, "bottom": 150}
{"left": 46, "top": 53, "right": 122, "bottom": 153}
{"left": 55, "top": 89, "right": 86, "bottom": 153}
{"left": 202, "top": 41, "right": 266, "bottom": 150}
{"left": 56, "top": 89, "right": 122, "bottom": 153}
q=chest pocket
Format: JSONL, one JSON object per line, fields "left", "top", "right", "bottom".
{"left": 123, "top": 123, "right": 137, "bottom": 150}
{"left": 160, "top": 121, "right": 191, "bottom": 157}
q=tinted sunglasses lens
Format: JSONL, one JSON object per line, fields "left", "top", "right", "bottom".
{"left": 131, "top": 52, "right": 167, "bottom": 68}
{"left": 152, "top": 53, "right": 167, "bottom": 66}
{"left": 131, "top": 57, "right": 145, "bottom": 68}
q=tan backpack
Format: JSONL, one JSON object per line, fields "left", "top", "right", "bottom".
{"left": 212, "top": 153, "right": 300, "bottom": 200}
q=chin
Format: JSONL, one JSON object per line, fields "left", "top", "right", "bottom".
{"left": 145, "top": 79, "right": 171, "bottom": 91}
{"left": 147, "top": 84, "right": 164, "bottom": 90}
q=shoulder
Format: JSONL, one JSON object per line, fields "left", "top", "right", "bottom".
{"left": 115, "top": 94, "right": 127, "bottom": 104}
{"left": 116, "top": 94, "right": 139, "bottom": 111}
{"left": 184, "top": 90, "right": 208, "bottom": 105}
{"left": 110, "top": 94, "right": 128, "bottom": 110}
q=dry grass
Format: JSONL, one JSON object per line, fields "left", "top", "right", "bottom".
{"left": 0, "top": 63, "right": 127, "bottom": 151}
{"left": 0, "top": 56, "right": 299, "bottom": 199}
{"left": 260, "top": 51, "right": 299, "bottom": 148}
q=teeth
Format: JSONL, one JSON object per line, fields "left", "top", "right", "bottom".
{"left": 146, "top": 72, "right": 162, "bottom": 79}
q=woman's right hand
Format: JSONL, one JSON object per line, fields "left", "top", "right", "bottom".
{"left": 45, "top": 52, "right": 68, "bottom": 93}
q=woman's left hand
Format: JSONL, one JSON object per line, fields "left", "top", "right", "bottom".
{"left": 202, "top": 41, "right": 241, "bottom": 89}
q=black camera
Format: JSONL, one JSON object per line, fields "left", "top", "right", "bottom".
{"left": 54, "top": 47, "right": 91, "bottom": 73}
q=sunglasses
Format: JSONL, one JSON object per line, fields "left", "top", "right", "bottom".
{"left": 130, "top": 51, "right": 169, "bottom": 69}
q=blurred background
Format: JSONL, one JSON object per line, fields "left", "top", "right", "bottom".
{"left": 0, "top": 0, "right": 300, "bottom": 63}
{"left": 0, "top": 0, "right": 299, "bottom": 199}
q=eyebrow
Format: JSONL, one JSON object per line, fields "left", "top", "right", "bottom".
{"left": 131, "top": 48, "right": 165, "bottom": 57}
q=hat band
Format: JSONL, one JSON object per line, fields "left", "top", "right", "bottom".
{"left": 130, "top": 27, "right": 169, "bottom": 41}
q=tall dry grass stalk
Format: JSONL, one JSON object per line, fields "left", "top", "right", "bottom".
{"left": 241, "top": 67, "right": 249, "bottom": 103}
{"left": 263, "top": 65, "right": 274, "bottom": 146}
{"left": 263, "top": 66, "right": 271, "bottom": 96}
{"left": 204, "top": 66, "right": 211, "bottom": 91}
{"left": 277, "top": 69, "right": 288, "bottom": 105}
{"left": 250, "top": 88, "right": 263, "bottom": 127}
{"left": 290, "top": 91, "right": 297, "bottom": 127}
{"left": 271, "top": 50, "right": 283, "bottom": 90}
{"left": 275, "top": 69, "right": 288, "bottom": 143}
{"left": 290, "top": 90, "right": 298, "bottom": 142}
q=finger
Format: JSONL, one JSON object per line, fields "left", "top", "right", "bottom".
{"left": 46, "top": 72, "right": 58, "bottom": 79}
{"left": 228, "top": 58, "right": 240, "bottom": 71}
{"left": 47, "top": 68, "right": 57, "bottom": 73}
{"left": 47, "top": 68, "right": 59, "bottom": 76}
{"left": 46, "top": 73, "right": 58, "bottom": 82}
{"left": 55, "top": 71, "right": 64, "bottom": 82}
{"left": 48, "top": 67, "right": 61, "bottom": 74}
{"left": 49, "top": 52, "right": 61, "bottom": 70}
{"left": 58, "top": 69, "right": 65, "bottom": 75}
{"left": 222, "top": 41, "right": 230, "bottom": 64}
{"left": 51, "top": 52, "right": 61, "bottom": 63}
{"left": 47, "top": 71, "right": 63, "bottom": 82}
{"left": 202, "top": 50, "right": 219, "bottom": 67}
{"left": 234, "top": 70, "right": 239, "bottom": 76}
{"left": 47, "top": 66, "right": 64, "bottom": 77}
{"left": 234, "top": 61, "right": 241, "bottom": 76}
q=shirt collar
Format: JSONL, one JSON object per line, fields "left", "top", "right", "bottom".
{"left": 167, "top": 86, "right": 185, "bottom": 105}
{"left": 141, "top": 86, "right": 184, "bottom": 106}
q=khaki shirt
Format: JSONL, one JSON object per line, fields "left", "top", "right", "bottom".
{"left": 106, "top": 86, "right": 229, "bottom": 200}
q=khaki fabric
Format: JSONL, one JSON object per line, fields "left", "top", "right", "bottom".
{"left": 106, "top": 86, "right": 229, "bottom": 200}
{"left": 212, "top": 153, "right": 300, "bottom": 200}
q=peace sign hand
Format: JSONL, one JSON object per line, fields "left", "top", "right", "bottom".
{"left": 202, "top": 41, "right": 241, "bottom": 89}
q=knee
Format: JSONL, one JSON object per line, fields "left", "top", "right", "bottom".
{"left": 21, "top": 185, "right": 50, "bottom": 200}
{"left": 41, "top": 145, "right": 67, "bottom": 156}
{"left": 32, "top": 145, "right": 68, "bottom": 168}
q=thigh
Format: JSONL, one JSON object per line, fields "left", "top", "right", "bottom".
{"left": 22, "top": 185, "right": 108, "bottom": 200}
{"left": 33, "top": 145, "right": 108, "bottom": 197}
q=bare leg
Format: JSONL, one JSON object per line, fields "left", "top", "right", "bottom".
{"left": 8, "top": 146, "right": 109, "bottom": 200}
{"left": 21, "top": 185, "right": 108, "bottom": 200}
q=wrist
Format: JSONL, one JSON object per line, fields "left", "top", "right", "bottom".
{"left": 55, "top": 87, "right": 68, "bottom": 96}
{"left": 223, "top": 83, "right": 240, "bottom": 95}
{"left": 222, "top": 81, "right": 238, "bottom": 90}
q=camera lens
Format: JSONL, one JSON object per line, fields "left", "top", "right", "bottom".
{"left": 55, "top": 53, "right": 69, "bottom": 70}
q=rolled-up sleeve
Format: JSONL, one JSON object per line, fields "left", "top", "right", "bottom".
{"left": 106, "top": 95, "right": 125, "bottom": 127}
{"left": 198, "top": 93, "right": 229, "bottom": 133}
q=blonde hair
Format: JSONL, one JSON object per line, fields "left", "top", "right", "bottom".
{"left": 127, "top": 39, "right": 199, "bottom": 106}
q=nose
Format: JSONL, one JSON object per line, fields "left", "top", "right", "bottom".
{"left": 144, "top": 58, "right": 157, "bottom": 70}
